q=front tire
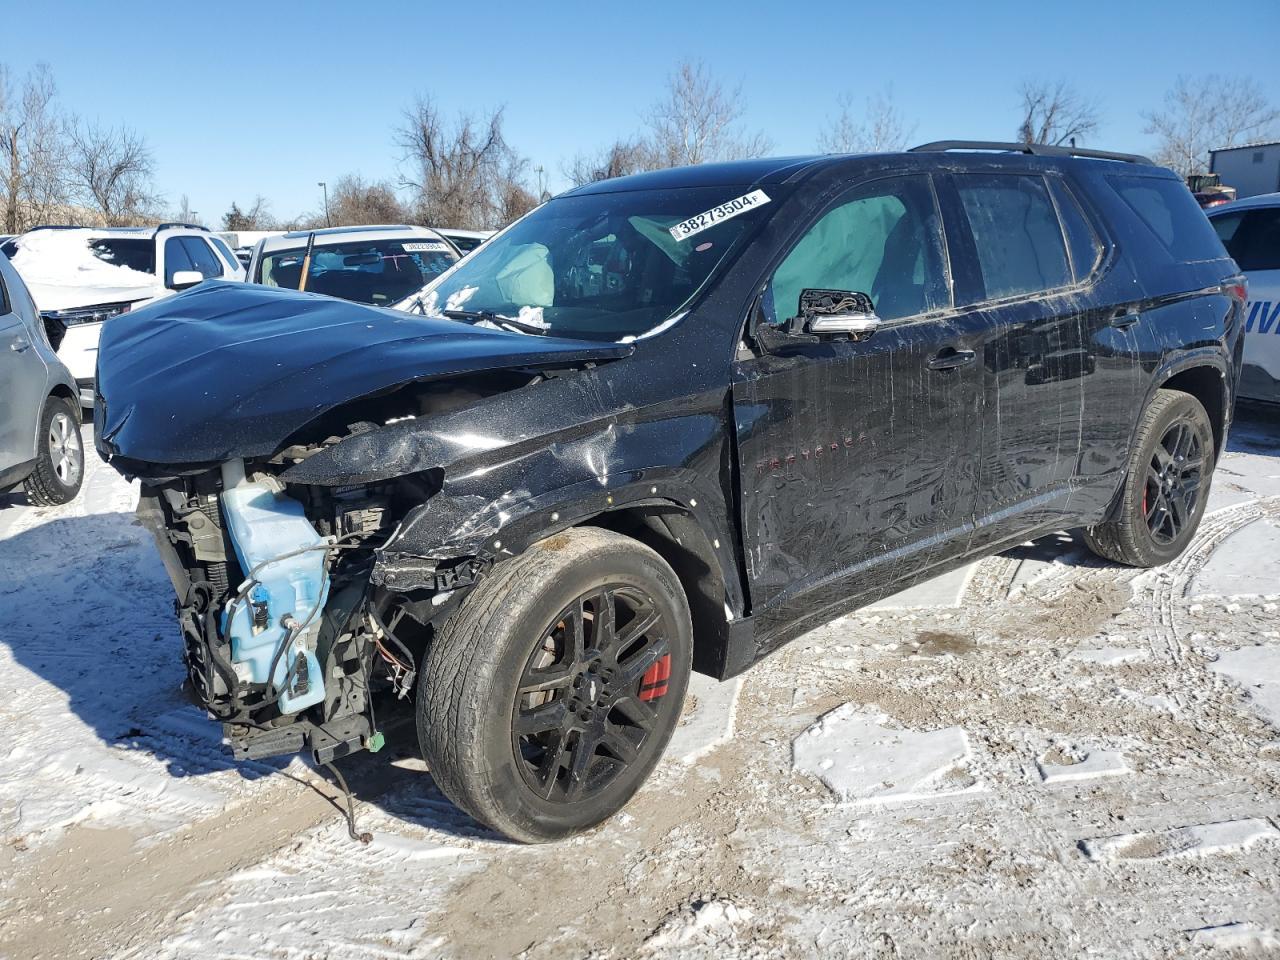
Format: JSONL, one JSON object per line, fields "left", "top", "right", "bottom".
{"left": 24, "top": 396, "right": 84, "bottom": 507}
{"left": 1083, "top": 389, "right": 1215, "bottom": 567}
{"left": 416, "top": 527, "right": 692, "bottom": 842}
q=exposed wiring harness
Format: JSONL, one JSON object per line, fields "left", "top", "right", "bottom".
{"left": 368, "top": 605, "right": 417, "bottom": 699}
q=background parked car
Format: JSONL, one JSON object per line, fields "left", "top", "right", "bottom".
{"left": 430, "top": 227, "right": 494, "bottom": 255}
{"left": 1209, "top": 193, "right": 1280, "bottom": 403}
{"left": 0, "top": 252, "right": 83, "bottom": 505}
{"left": 247, "top": 225, "right": 459, "bottom": 306}
{"left": 1187, "top": 173, "right": 1237, "bottom": 209}
{"left": 5, "top": 223, "right": 245, "bottom": 405}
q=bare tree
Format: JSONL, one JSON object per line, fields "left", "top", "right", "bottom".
{"left": 1145, "top": 75, "right": 1280, "bottom": 176}
{"left": 1016, "top": 80, "right": 1099, "bottom": 147}
{"left": 66, "top": 121, "right": 160, "bottom": 225}
{"left": 222, "top": 196, "right": 275, "bottom": 232}
{"left": 397, "top": 98, "right": 531, "bottom": 229}
{"left": 820, "top": 87, "right": 917, "bottom": 154}
{"left": 324, "top": 174, "right": 409, "bottom": 226}
{"left": 0, "top": 63, "right": 71, "bottom": 233}
{"left": 564, "top": 138, "right": 661, "bottom": 187}
{"left": 644, "top": 60, "right": 771, "bottom": 167}
{"left": 172, "top": 194, "right": 203, "bottom": 226}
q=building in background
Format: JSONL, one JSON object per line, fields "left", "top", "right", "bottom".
{"left": 1210, "top": 142, "right": 1280, "bottom": 200}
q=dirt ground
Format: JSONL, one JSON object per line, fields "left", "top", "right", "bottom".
{"left": 0, "top": 406, "right": 1278, "bottom": 960}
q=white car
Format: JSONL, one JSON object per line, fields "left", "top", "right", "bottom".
{"left": 247, "top": 225, "right": 459, "bottom": 306}
{"left": 1209, "top": 194, "right": 1280, "bottom": 403}
{"left": 430, "top": 227, "right": 494, "bottom": 255}
{"left": 6, "top": 224, "right": 245, "bottom": 405}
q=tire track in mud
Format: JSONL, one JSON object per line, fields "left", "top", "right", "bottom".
{"left": 1136, "top": 496, "right": 1280, "bottom": 664}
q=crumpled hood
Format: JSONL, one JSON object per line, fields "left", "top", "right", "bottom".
{"left": 95, "top": 281, "right": 632, "bottom": 468}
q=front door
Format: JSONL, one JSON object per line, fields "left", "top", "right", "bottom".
{"left": 0, "top": 273, "right": 48, "bottom": 472}
{"left": 733, "top": 174, "right": 983, "bottom": 647}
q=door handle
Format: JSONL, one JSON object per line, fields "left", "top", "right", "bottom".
{"left": 1110, "top": 308, "right": 1140, "bottom": 329}
{"left": 9, "top": 337, "right": 31, "bottom": 353}
{"left": 927, "top": 348, "right": 976, "bottom": 371}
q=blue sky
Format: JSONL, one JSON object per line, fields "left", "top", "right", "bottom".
{"left": 6, "top": 0, "right": 1279, "bottom": 225}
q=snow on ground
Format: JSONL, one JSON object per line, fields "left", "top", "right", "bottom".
{"left": 0, "top": 406, "right": 1278, "bottom": 960}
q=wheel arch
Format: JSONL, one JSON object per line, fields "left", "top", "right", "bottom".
{"left": 1156, "top": 362, "right": 1228, "bottom": 459}
{"left": 581, "top": 505, "right": 739, "bottom": 679}
{"left": 47, "top": 383, "right": 81, "bottom": 416}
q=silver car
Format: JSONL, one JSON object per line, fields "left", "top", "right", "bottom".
{"left": 0, "top": 252, "right": 83, "bottom": 505}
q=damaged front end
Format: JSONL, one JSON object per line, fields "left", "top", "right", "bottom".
{"left": 99, "top": 282, "right": 633, "bottom": 763}
{"left": 140, "top": 456, "right": 435, "bottom": 762}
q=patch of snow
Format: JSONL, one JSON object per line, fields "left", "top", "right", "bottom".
{"left": 1070, "top": 646, "right": 1148, "bottom": 665}
{"left": 617, "top": 310, "right": 687, "bottom": 344}
{"left": 515, "top": 305, "right": 548, "bottom": 328}
{"left": 1037, "top": 749, "right": 1129, "bottom": 784}
{"left": 641, "top": 898, "right": 753, "bottom": 953}
{"left": 444, "top": 285, "right": 478, "bottom": 312}
{"left": 792, "top": 705, "right": 981, "bottom": 804}
{"left": 1189, "top": 518, "right": 1280, "bottom": 597}
{"left": 1210, "top": 645, "right": 1280, "bottom": 730}
{"left": 665, "top": 675, "right": 741, "bottom": 766}
{"left": 1081, "top": 818, "right": 1280, "bottom": 862}
{"left": 1191, "top": 922, "right": 1280, "bottom": 951}
{"left": 9, "top": 228, "right": 156, "bottom": 311}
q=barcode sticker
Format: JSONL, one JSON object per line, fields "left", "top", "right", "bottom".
{"left": 668, "top": 189, "right": 770, "bottom": 241}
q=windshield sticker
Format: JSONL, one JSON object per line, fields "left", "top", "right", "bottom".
{"left": 668, "top": 189, "right": 770, "bottom": 241}
{"left": 402, "top": 241, "right": 450, "bottom": 252}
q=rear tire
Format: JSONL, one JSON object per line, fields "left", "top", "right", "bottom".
{"left": 24, "top": 396, "right": 84, "bottom": 507}
{"left": 1083, "top": 389, "right": 1215, "bottom": 567}
{"left": 416, "top": 526, "right": 692, "bottom": 842}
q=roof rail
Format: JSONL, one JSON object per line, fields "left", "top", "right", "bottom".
{"left": 910, "top": 140, "right": 1154, "bottom": 165}
{"left": 153, "top": 222, "right": 209, "bottom": 233}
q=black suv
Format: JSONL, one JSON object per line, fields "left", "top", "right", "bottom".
{"left": 95, "top": 141, "right": 1245, "bottom": 842}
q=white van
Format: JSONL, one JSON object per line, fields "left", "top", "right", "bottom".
{"left": 1209, "top": 194, "right": 1280, "bottom": 403}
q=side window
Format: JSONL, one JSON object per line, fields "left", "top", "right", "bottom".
{"left": 955, "top": 174, "right": 1071, "bottom": 301}
{"left": 1213, "top": 208, "right": 1280, "bottom": 272}
{"left": 163, "top": 236, "right": 194, "bottom": 286}
{"left": 0, "top": 267, "right": 10, "bottom": 315}
{"left": 1108, "top": 175, "right": 1228, "bottom": 263}
{"left": 767, "top": 175, "right": 949, "bottom": 324}
{"left": 182, "top": 237, "right": 224, "bottom": 278}
{"left": 1048, "top": 179, "right": 1103, "bottom": 282}
{"left": 209, "top": 236, "right": 242, "bottom": 273}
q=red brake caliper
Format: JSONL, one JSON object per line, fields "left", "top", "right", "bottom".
{"left": 639, "top": 654, "right": 671, "bottom": 702}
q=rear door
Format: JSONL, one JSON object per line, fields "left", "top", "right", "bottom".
{"left": 733, "top": 174, "right": 984, "bottom": 642}
{"left": 1212, "top": 203, "right": 1280, "bottom": 402}
{"left": 939, "top": 171, "right": 1129, "bottom": 532}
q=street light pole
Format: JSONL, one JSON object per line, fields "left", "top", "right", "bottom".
{"left": 318, "top": 181, "right": 330, "bottom": 227}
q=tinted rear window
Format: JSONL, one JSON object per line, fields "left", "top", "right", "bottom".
{"left": 1211, "top": 207, "right": 1280, "bottom": 272}
{"left": 955, "top": 173, "right": 1072, "bottom": 301}
{"left": 1108, "top": 176, "right": 1228, "bottom": 263}
{"left": 1048, "top": 179, "right": 1103, "bottom": 281}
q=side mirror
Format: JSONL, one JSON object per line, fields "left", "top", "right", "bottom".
{"left": 169, "top": 270, "right": 204, "bottom": 291}
{"left": 799, "top": 288, "right": 881, "bottom": 337}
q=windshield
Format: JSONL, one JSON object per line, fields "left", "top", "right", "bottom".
{"left": 406, "top": 185, "right": 774, "bottom": 341}
{"left": 258, "top": 237, "right": 458, "bottom": 306}
{"left": 89, "top": 237, "right": 155, "bottom": 274}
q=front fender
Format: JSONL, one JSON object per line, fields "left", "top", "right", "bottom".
{"left": 372, "top": 407, "right": 748, "bottom": 618}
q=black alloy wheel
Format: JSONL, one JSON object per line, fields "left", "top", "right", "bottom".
{"left": 1143, "top": 420, "right": 1206, "bottom": 545}
{"left": 416, "top": 526, "right": 692, "bottom": 842}
{"left": 512, "top": 586, "right": 672, "bottom": 803}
